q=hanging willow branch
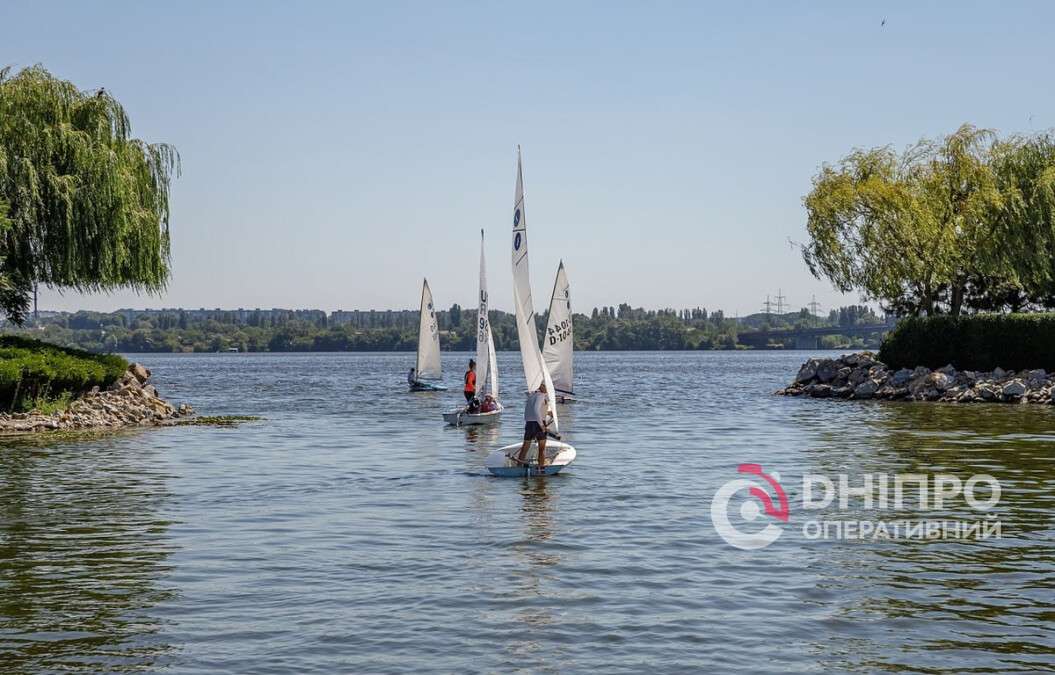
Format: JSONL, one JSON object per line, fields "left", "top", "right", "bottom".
{"left": 0, "top": 65, "right": 180, "bottom": 323}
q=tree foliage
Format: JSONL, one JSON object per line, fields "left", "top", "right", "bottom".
{"left": 802, "top": 124, "right": 1055, "bottom": 316}
{"left": 0, "top": 65, "right": 179, "bottom": 324}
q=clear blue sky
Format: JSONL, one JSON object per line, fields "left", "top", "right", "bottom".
{"left": 7, "top": 1, "right": 1054, "bottom": 317}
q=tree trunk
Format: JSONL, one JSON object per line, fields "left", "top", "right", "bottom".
{"left": 920, "top": 286, "right": 935, "bottom": 316}
{"left": 950, "top": 282, "right": 965, "bottom": 317}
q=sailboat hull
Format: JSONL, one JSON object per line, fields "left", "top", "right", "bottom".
{"left": 409, "top": 382, "right": 447, "bottom": 392}
{"left": 442, "top": 405, "right": 503, "bottom": 426}
{"left": 485, "top": 441, "right": 576, "bottom": 477}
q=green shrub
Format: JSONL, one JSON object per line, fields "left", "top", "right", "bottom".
{"left": 0, "top": 335, "right": 128, "bottom": 411}
{"left": 878, "top": 313, "right": 1055, "bottom": 371}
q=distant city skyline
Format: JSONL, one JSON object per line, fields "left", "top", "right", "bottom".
{"left": 9, "top": 1, "right": 1055, "bottom": 317}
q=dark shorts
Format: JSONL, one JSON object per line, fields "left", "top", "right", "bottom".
{"left": 523, "top": 421, "right": 545, "bottom": 441}
{"left": 464, "top": 390, "right": 475, "bottom": 403}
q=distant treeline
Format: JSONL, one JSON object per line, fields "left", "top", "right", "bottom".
{"left": 7, "top": 304, "right": 883, "bottom": 353}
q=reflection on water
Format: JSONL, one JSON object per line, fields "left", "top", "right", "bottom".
{"left": 802, "top": 401, "right": 1055, "bottom": 672}
{"left": 0, "top": 435, "right": 177, "bottom": 672}
{"left": 0, "top": 351, "right": 1052, "bottom": 673}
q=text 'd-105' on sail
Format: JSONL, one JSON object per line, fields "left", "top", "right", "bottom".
{"left": 542, "top": 261, "right": 573, "bottom": 397}
{"left": 416, "top": 278, "right": 442, "bottom": 379}
{"left": 475, "top": 229, "right": 497, "bottom": 398}
{"left": 510, "top": 147, "right": 558, "bottom": 432}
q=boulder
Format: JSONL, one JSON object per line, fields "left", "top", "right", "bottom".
{"left": 844, "top": 352, "right": 877, "bottom": 367}
{"left": 891, "top": 368, "right": 914, "bottom": 387}
{"left": 925, "top": 372, "right": 952, "bottom": 392}
{"left": 937, "top": 364, "right": 957, "bottom": 376}
{"left": 853, "top": 380, "right": 879, "bottom": 399}
{"left": 1002, "top": 380, "right": 1027, "bottom": 399}
{"left": 806, "top": 384, "right": 833, "bottom": 398}
{"left": 993, "top": 367, "right": 1007, "bottom": 380}
{"left": 816, "top": 360, "right": 841, "bottom": 384}
{"left": 795, "top": 359, "right": 821, "bottom": 384}
{"left": 848, "top": 367, "right": 870, "bottom": 388}
{"left": 142, "top": 384, "right": 158, "bottom": 398}
{"left": 833, "top": 367, "right": 852, "bottom": 387}
{"left": 129, "top": 363, "right": 151, "bottom": 384}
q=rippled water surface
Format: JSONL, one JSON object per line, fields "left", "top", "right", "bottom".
{"left": 1, "top": 351, "right": 1053, "bottom": 673}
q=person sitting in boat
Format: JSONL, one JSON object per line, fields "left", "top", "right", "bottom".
{"left": 467, "top": 397, "right": 481, "bottom": 414}
{"left": 407, "top": 367, "right": 417, "bottom": 386}
{"left": 463, "top": 359, "right": 477, "bottom": 403}
{"left": 513, "top": 382, "right": 549, "bottom": 468}
{"left": 480, "top": 394, "right": 497, "bottom": 413}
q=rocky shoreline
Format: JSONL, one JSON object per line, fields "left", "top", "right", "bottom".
{"left": 0, "top": 362, "right": 193, "bottom": 434}
{"left": 778, "top": 352, "right": 1055, "bottom": 404}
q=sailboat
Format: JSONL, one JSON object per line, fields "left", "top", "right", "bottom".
{"left": 409, "top": 278, "right": 446, "bottom": 391}
{"left": 443, "top": 230, "right": 503, "bottom": 425}
{"left": 542, "top": 261, "right": 575, "bottom": 403}
{"left": 485, "top": 147, "right": 576, "bottom": 476}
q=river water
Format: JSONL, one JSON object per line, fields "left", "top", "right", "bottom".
{"left": 0, "top": 351, "right": 1052, "bottom": 673}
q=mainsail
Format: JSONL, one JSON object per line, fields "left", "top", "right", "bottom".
{"left": 510, "top": 147, "right": 558, "bottom": 432}
{"left": 542, "top": 261, "right": 573, "bottom": 396}
{"left": 475, "top": 229, "right": 498, "bottom": 398}
{"left": 487, "top": 329, "right": 498, "bottom": 399}
{"left": 416, "top": 278, "right": 442, "bottom": 379}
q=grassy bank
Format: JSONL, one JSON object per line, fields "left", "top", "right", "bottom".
{"left": 0, "top": 335, "right": 128, "bottom": 411}
{"left": 879, "top": 313, "right": 1055, "bottom": 371}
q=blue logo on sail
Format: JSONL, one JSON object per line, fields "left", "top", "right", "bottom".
{"left": 513, "top": 209, "right": 521, "bottom": 227}
{"left": 514, "top": 232, "right": 521, "bottom": 251}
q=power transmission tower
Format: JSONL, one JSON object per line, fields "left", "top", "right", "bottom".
{"left": 775, "top": 289, "right": 787, "bottom": 316}
{"left": 808, "top": 294, "right": 822, "bottom": 327}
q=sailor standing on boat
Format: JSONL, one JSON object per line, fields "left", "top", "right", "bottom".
{"left": 514, "top": 382, "right": 549, "bottom": 468}
{"left": 463, "top": 359, "right": 477, "bottom": 404}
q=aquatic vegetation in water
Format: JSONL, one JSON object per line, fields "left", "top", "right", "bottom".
{"left": 170, "top": 415, "right": 262, "bottom": 427}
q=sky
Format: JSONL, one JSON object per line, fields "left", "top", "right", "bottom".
{"left": 5, "top": 1, "right": 1055, "bottom": 317}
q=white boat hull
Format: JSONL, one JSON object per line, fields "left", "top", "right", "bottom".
{"left": 442, "top": 406, "right": 503, "bottom": 426}
{"left": 485, "top": 441, "right": 576, "bottom": 477}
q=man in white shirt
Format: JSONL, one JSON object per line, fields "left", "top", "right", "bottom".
{"left": 512, "top": 381, "right": 550, "bottom": 468}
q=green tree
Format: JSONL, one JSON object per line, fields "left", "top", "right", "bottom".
{"left": 0, "top": 66, "right": 179, "bottom": 323}
{"left": 989, "top": 133, "right": 1055, "bottom": 305}
{"left": 802, "top": 125, "right": 1008, "bottom": 316}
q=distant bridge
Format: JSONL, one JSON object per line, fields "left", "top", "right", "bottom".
{"left": 737, "top": 323, "right": 893, "bottom": 349}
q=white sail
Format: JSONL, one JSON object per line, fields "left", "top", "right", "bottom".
{"left": 511, "top": 147, "right": 558, "bottom": 432}
{"left": 416, "top": 279, "right": 442, "bottom": 379}
{"left": 487, "top": 328, "right": 498, "bottom": 398}
{"left": 542, "top": 261, "right": 573, "bottom": 396}
{"left": 475, "top": 230, "right": 494, "bottom": 398}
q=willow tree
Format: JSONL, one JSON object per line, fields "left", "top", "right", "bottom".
{"left": 0, "top": 65, "right": 178, "bottom": 323}
{"left": 990, "top": 133, "right": 1055, "bottom": 305}
{"left": 802, "top": 125, "right": 1009, "bottom": 316}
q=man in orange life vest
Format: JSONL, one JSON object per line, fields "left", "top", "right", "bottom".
{"left": 463, "top": 359, "right": 476, "bottom": 404}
